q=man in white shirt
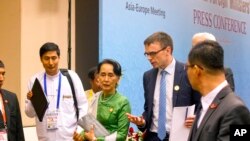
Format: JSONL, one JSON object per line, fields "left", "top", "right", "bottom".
{"left": 25, "top": 42, "right": 88, "bottom": 141}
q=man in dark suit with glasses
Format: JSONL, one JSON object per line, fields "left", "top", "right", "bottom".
{"left": 192, "top": 32, "right": 235, "bottom": 91}
{"left": 127, "top": 32, "right": 200, "bottom": 141}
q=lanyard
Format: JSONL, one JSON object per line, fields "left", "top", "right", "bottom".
{"left": 44, "top": 73, "right": 62, "bottom": 109}
{"left": 0, "top": 94, "right": 6, "bottom": 127}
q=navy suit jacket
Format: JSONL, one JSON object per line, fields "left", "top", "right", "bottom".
{"left": 139, "top": 60, "right": 200, "bottom": 133}
{"left": 188, "top": 86, "right": 250, "bottom": 141}
{"left": 0, "top": 89, "right": 25, "bottom": 141}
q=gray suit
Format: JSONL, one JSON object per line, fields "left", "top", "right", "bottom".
{"left": 188, "top": 86, "right": 250, "bottom": 141}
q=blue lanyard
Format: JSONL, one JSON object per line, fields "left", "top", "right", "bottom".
{"left": 44, "top": 73, "right": 62, "bottom": 109}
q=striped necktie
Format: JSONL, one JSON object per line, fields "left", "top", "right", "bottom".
{"left": 158, "top": 70, "right": 167, "bottom": 140}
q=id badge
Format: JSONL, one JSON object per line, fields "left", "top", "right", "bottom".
{"left": 0, "top": 129, "right": 8, "bottom": 141}
{"left": 46, "top": 110, "right": 59, "bottom": 130}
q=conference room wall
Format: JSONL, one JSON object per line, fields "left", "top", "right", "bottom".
{"left": 0, "top": 0, "right": 76, "bottom": 126}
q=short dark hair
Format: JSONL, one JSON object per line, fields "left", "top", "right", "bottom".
{"left": 0, "top": 60, "right": 4, "bottom": 68}
{"left": 88, "top": 66, "right": 98, "bottom": 80}
{"left": 188, "top": 40, "right": 224, "bottom": 72}
{"left": 97, "top": 59, "right": 122, "bottom": 77}
{"left": 39, "top": 42, "right": 60, "bottom": 57}
{"left": 144, "top": 31, "right": 173, "bottom": 53}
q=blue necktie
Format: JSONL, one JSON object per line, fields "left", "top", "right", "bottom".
{"left": 158, "top": 70, "right": 167, "bottom": 140}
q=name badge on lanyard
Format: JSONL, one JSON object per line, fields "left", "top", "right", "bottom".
{"left": 44, "top": 73, "right": 62, "bottom": 130}
{"left": 46, "top": 110, "right": 59, "bottom": 130}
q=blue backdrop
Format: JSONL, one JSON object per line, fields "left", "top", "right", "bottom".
{"left": 99, "top": 0, "right": 250, "bottom": 123}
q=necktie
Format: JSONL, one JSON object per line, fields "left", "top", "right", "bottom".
{"left": 158, "top": 70, "right": 167, "bottom": 140}
{"left": 0, "top": 110, "right": 4, "bottom": 129}
{"left": 191, "top": 104, "right": 202, "bottom": 140}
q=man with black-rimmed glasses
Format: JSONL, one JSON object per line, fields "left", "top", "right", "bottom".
{"left": 127, "top": 32, "right": 200, "bottom": 141}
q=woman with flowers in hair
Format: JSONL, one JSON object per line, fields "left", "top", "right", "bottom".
{"left": 73, "top": 59, "right": 131, "bottom": 141}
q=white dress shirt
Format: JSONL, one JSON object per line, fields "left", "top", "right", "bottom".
{"left": 25, "top": 70, "right": 88, "bottom": 141}
{"left": 151, "top": 58, "right": 176, "bottom": 133}
{"left": 197, "top": 80, "right": 228, "bottom": 127}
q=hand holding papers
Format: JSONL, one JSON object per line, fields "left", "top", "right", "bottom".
{"left": 169, "top": 105, "right": 195, "bottom": 141}
{"left": 78, "top": 113, "right": 110, "bottom": 137}
{"left": 31, "top": 78, "right": 49, "bottom": 122}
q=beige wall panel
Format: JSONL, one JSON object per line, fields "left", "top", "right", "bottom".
{"left": 0, "top": 1, "right": 21, "bottom": 107}
{"left": 0, "top": 0, "right": 75, "bottom": 127}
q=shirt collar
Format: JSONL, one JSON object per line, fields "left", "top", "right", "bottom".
{"left": 201, "top": 80, "right": 228, "bottom": 109}
{"left": 45, "top": 70, "right": 60, "bottom": 79}
{"left": 160, "top": 58, "right": 176, "bottom": 75}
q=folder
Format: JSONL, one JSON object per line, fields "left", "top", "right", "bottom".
{"left": 78, "top": 113, "right": 110, "bottom": 137}
{"left": 31, "top": 78, "right": 49, "bottom": 122}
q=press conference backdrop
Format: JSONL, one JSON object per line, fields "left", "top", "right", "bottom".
{"left": 99, "top": 0, "right": 250, "bottom": 117}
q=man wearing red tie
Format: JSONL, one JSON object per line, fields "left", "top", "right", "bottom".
{"left": 0, "top": 60, "right": 25, "bottom": 141}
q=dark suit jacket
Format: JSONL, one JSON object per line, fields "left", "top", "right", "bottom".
{"left": 188, "top": 86, "right": 250, "bottom": 141}
{"left": 0, "top": 89, "right": 25, "bottom": 141}
{"left": 139, "top": 61, "right": 200, "bottom": 134}
{"left": 225, "top": 67, "right": 235, "bottom": 91}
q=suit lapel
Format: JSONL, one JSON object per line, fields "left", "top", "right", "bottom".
{"left": 194, "top": 86, "right": 232, "bottom": 140}
{"left": 172, "top": 61, "right": 184, "bottom": 107}
{"left": 0, "top": 91, "right": 10, "bottom": 129}
{"left": 148, "top": 69, "right": 158, "bottom": 108}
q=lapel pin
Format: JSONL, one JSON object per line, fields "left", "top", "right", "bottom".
{"left": 174, "top": 85, "right": 180, "bottom": 91}
{"left": 4, "top": 100, "right": 8, "bottom": 104}
{"left": 209, "top": 103, "right": 218, "bottom": 109}
{"left": 109, "top": 108, "right": 113, "bottom": 112}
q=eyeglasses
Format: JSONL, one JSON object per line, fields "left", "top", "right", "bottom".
{"left": 184, "top": 64, "right": 204, "bottom": 71}
{"left": 144, "top": 47, "right": 166, "bottom": 57}
{"left": 184, "top": 64, "right": 194, "bottom": 70}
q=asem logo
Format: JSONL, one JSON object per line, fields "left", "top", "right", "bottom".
{"left": 230, "top": 125, "right": 250, "bottom": 141}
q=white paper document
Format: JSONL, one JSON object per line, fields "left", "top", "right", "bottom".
{"left": 169, "top": 104, "right": 195, "bottom": 141}
{"left": 78, "top": 113, "right": 110, "bottom": 137}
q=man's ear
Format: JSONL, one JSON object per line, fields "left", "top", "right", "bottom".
{"left": 194, "top": 65, "right": 199, "bottom": 69}
{"left": 165, "top": 46, "right": 172, "bottom": 53}
{"left": 194, "top": 65, "right": 203, "bottom": 76}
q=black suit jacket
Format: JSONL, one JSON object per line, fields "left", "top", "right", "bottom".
{"left": 0, "top": 89, "right": 25, "bottom": 141}
{"left": 139, "top": 61, "right": 200, "bottom": 134}
{"left": 188, "top": 86, "right": 250, "bottom": 141}
{"left": 224, "top": 67, "right": 235, "bottom": 91}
